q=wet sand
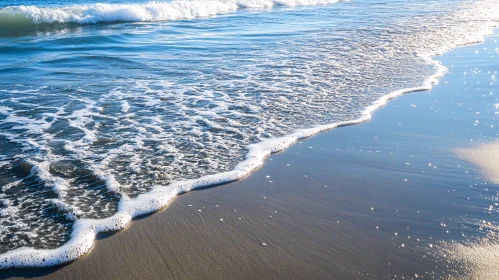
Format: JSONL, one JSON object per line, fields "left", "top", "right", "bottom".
{"left": 3, "top": 29, "right": 499, "bottom": 280}
{"left": 457, "top": 141, "right": 499, "bottom": 184}
{"left": 3, "top": 108, "right": 449, "bottom": 279}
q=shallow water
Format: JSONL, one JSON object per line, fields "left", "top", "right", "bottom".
{"left": 0, "top": 0, "right": 498, "bottom": 267}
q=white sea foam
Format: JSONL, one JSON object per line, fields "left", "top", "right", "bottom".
{"left": 0, "top": 180, "right": 21, "bottom": 192}
{"left": 0, "top": 55, "right": 447, "bottom": 269}
{"left": 0, "top": 106, "right": 12, "bottom": 115}
{"left": 121, "top": 100, "right": 130, "bottom": 113}
{"left": 0, "top": 0, "right": 342, "bottom": 25}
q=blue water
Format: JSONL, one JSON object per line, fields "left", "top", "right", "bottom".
{"left": 0, "top": 0, "right": 498, "bottom": 269}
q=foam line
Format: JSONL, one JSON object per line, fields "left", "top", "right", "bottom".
{"left": 0, "top": 55, "right": 447, "bottom": 269}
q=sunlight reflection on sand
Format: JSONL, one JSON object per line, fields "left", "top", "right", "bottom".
{"left": 451, "top": 141, "right": 499, "bottom": 279}
{"left": 456, "top": 141, "right": 499, "bottom": 184}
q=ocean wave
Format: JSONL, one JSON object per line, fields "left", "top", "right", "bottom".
{"left": 0, "top": 0, "right": 342, "bottom": 26}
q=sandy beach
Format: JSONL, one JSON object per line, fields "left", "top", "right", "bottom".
{"left": 2, "top": 32, "right": 498, "bottom": 279}
{"left": 457, "top": 141, "right": 499, "bottom": 184}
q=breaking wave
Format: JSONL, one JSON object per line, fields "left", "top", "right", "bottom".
{"left": 0, "top": 0, "right": 343, "bottom": 26}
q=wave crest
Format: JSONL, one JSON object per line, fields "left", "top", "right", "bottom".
{"left": 0, "top": 0, "right": 342, "bottom": 26}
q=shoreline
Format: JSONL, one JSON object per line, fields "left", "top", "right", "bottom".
{"left": 2, "top": 27, "right": 499, "bottom": 279}
{"left": 0, "top": 24, "right": 498, "bottom": 272}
